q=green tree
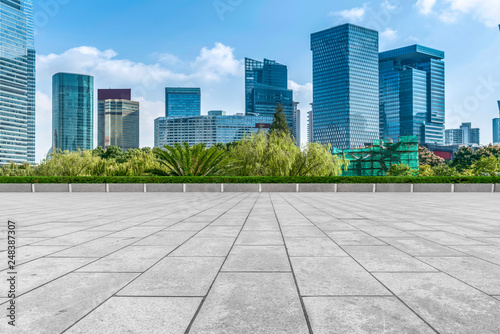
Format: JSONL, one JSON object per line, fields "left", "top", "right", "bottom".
{"left": 386, "top": 164, "right": 417, "bottom": 176}
{"left": 230, "top": 131, "right": 348, "bottom": 176}
{"left": 450, "top": 146, "right": 476, "bottom": 172}
{"left": 150, "top": 142, "right": 232, "bottom": 176}
{"left": 269, "top": 104, "right": 290, "bottom": 136}
{"left": 471, "top": 156, "right": 500, "bottom": 176}
{"left": 419, "top": 147, "right": 445, "bottom": 167}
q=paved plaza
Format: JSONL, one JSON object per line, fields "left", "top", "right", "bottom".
{"left": 1, "top": 192, "right": 500, "bottom": 333}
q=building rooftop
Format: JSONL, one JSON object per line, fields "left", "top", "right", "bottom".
{"left": 380, "top": 44, "right": 445, "bottom": 62}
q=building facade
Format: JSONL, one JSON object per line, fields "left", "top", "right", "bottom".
{"left": 52, "top": 73, "right": 94, "bottom": 152}
{"left": 379, "top": 45, "right": 445, "bottom": 144}
{"left": 245, "top": 58, "right": 294, "bottom": 129}
{"left": 154, "top": 114, "right": 273, "bottom": 148}
{"left": 97, "top": 89, "right": 139, "bottom": 151}
{"left": 0, "top": 0, "right": 35, "bottom": 164}
{"left": 293, "top": 102, "right": 301, "bottom": 146}
{"left": 311, "top": 24, "right": 380, "bottom": 150}
{"left": 165, "top": 87, "right": 201, "bottom": 117}
{"left": 494, "top": 101, "right": 500, "bottom": 144}
{"left": 445, "top": 122, "right": 480, "bottom": 145}
{"left": 307, "top": 104, "right": 313, "bottom": 143}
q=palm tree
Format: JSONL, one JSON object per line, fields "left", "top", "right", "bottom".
{"left": 149, "top": 142, "right": 232, "bottom": 176}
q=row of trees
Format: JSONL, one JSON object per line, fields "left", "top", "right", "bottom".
{"left": 0, "top": 105, "right": 350, "bottom": 177}
{"left": 387, "top": 146, "right": 500, "bottom": 176}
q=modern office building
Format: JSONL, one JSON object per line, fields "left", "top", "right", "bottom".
{"left": 154, "top": 114, "right": 273, "bottom": 148}
{"left": 97, "top": 89, "right": 139, "bottom": 151}
{"left": 494, "top": 101, "right": 500, "bottom": 144}
{"left": 0, "top": 0, "right": 35, "bottom": 165}
{"left": 293, "top": 102, "right": 301, "bottom": 146}
{"left": 445, "top": 122, "right": 480, "bottom": 145}
{"left": 165, "top": 87, "right": 201, "bottom": 117}
{"left": 379, "top": 45, "right": 445, "bottom": 144}
{"left": 245, "top": 58, "right": 294, "bottom": 129}
{"left": 52, "top": 73, "right": 94, "bottom": 152}
{"left": 307, "top": 104, "right": 313, "bottom": 143}
{"left": 311, "top": 24, "right": 380, "bottom": 150}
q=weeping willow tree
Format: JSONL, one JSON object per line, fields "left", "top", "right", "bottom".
{"left": 150, "top": 142, "right": 232, "bottom": 176}
{"left": 229, "top": 131, "right": 349, "bottom": 177}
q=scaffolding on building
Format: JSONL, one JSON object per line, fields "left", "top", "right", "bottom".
{"left": 340, "top": 136, "right": 419, "bottom": 176}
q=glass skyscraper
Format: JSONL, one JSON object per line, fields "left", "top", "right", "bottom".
{"left": 311, "top": 24, "right": 380, "bottom": 150}
{"left": 52, "top": 73, "right": 94, "bottom": 152}
{"left": 379, "top": 45, "right": 445, "bottom": 144}
{"left": 98, "top": 89, "right": 139, "bottom": 151}
{"left": 165, "top": 87, "right": 201, "bottom": 117}
{"left": 154, "top": 114, "right": 273, "bottom": 148}
{"left": 493, "top": 101, "right": 500, "bottom": 144}
{"left": 245, "top": 58, "right": 294, "bottom": 129}
{"left": 0, "top": 0, "right": 35, "bottom": 164}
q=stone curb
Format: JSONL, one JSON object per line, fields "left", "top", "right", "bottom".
{"left": 0, "top": 184, "right": 497, "bottom": 193}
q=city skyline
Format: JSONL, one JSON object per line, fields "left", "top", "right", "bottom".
{"left": 31, "top": 0, "right": 500, "bottom": 162}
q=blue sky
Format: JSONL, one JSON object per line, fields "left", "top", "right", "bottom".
{"left": 33, "top": 0, "right": 500, "bottom": 162}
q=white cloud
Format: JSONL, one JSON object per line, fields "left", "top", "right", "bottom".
{"left": 329, "top": 4, "right": 368, "bottom": 23}
{"left": 191, "top": 43, "right": 243, "bottom": 81}
{"left": 415, "top": 0, "right": 500, "bottom": 27}
{"left": 415, "top": 0, "right": 437, "bottom": 14}
{"left": 35, "top": 91, "right": 52, "bottom": 160}
{"left": 381, "top": 28, "right": 398, "bottom": 41}
{"left": 381, "top": 0, "right": 399, "bottom": 11}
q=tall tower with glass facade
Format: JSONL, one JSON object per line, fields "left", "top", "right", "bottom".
{"left": 98, "top": 89, "right": 139, "bottom": 151}
{"left": 493, "top": 101, "right": 500, "bottom": 144}
{"left": 311, "top": 24, "right": 379, "bottom": 150}
{"left": 0, "top": 0, "right": 35, "bottom": 164}
{"left": 245, "top": 58, "right": 294, "bottom": 129}
{"left": 52, "top": 73, "right": 94, "bottom": 152}
{"left": 165, "top": 88, "right": 201, "bottom": 117}
{"left": 292, "top": 102, "right": 301, "bottom": 146}
{"left": 379, "top": 45, "right": 445, "bottom": 144}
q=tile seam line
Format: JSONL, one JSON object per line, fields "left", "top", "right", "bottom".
{"left": 280, "top": 193, "right": 441, "bottom": 334}
{"left": 182, "top": 193, "right": 261, "bottom": 334}
{"left": 270, "top": 193, "right": 314, "bottom": 334}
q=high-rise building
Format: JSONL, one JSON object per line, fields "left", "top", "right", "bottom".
{"left": 52, "top": 73, "right": 94, "bottom": 152}
{"left": 97, "top": 89, "right": 139, "bottom": 151}
{"left": 445, "top": 122, "right": 480, "bottom": 145}
{"left": 0, "top": 0, "right": 35, "bottom": 165}
{"left": 293, "top": 102, "right": 301, "bottom": 146}
{"left": 379, "top": 45, "right": 445, "bottom": 144}
{"left": 165, "top": 87, "right": 201, "bottom": 117}
{"left": 155, "top": 114, "right": 273, "bottom": 148}
{"left": 493, "top": 101, "right": 500, "bottom": 144}
{"left": 307, "top": 103, "right": 313, "bottom": 143}
{"left": 245, "top": 58, "right": 294, "bottom": 129}
{"left": 311, "top": 24, "right": 379, "bottom": 150}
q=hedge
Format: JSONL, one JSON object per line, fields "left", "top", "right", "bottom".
{"left": 0, "top": 176, "right": 499, "bottom": 184}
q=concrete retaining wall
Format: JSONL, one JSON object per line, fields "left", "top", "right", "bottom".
{"left": 0, "top": 183, "right": 497, "bottom": 193}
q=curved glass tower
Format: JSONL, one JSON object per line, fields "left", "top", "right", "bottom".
{"left": 52, "top": 73, "right": 94, "bottom": 152}
{"left": 0, "top": 0, "right": 35, "bottom": 164}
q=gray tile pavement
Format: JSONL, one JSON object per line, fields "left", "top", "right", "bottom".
{"left": 0, "top": 192, "right": 499, "bottom": 333}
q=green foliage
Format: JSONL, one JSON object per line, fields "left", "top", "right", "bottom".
{"left": 230, "top": 131, "right": 349, "bottom": 176}
{"left": 1, "top": 175, "right": 500, "bottom": 184}
{"left": 386, "top": 164, "right": 417, "bottom": 176}
{"left": 471, "top": 156, "right": 500, "bottom": 176}
{"left": 269, "top": 104, "right": 290, "bottom": 135}
{"left": 418, "top": 164, "right": 460, "bottom": 177}
{"left": 450, "top": 144, "right": 500, "bottom": 172}
{"left": 150, "top": 143, "right": 232, "bottom": 176}
{"left": 418, "top": 147, "right": 445, "bottom": 167}
{"left": 0, "top": 162, "right": 35, "bottom": 177}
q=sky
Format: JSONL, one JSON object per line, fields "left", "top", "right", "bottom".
{"left": 33, "top": 0, "right": 500, "bottom": 162}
